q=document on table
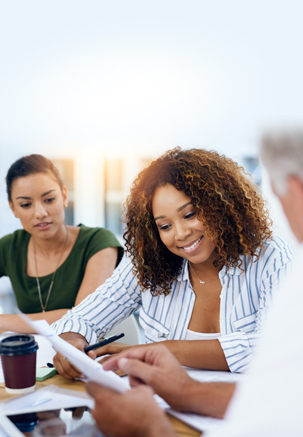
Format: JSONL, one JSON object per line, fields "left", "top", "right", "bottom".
{"left": 0, "top": 385, "right": 95, "bottom": 415}
{"left": 185, "top": 367, "right": 245, "bottom": 384}
{"left": 0, "top": 332, "right": 56, "bottom": 383}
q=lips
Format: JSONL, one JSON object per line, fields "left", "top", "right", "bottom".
{"left": 179, "top": 236, "right": 203, "bottom": 252}
{"left": 35, "top": 222, "right": 52, "bottom": 228}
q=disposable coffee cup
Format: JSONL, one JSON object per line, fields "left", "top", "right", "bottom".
{"left": 0, "top": 334, "right": 39, "bottom": 394}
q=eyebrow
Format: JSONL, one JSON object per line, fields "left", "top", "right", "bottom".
{"left": 154, "top": 201, "right": 192, "bottom": 221}
{"left": 16, "top": 189, "right": 56, "bottom": 200}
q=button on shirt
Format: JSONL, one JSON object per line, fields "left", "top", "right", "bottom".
{"left": 52, "top": 236, "right": 292, "bottom": 373}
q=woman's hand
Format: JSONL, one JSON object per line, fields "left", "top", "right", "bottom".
{"left": 53, "top": 333, "right": 97, "bottom": 380}
{"left": 95, "top": 342, "right": 132, "bottom": 360}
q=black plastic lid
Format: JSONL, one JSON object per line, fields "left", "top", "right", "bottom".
{"left": 0, "top": 334, "right": 38, "bottom": 356}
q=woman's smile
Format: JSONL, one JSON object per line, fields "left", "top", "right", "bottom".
{"left": 178, "top": 235, "right": 203, "bottom": 253}
{"left": 152, "top": 184, "right": 216, "bottom": 265}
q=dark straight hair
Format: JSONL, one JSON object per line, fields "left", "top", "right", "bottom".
{"left": 6, "top": 154, "right": 64, "bottom": 201}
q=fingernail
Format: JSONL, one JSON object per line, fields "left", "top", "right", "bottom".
{"left": 118, "top": 357, "right": 128, "bottom": 369}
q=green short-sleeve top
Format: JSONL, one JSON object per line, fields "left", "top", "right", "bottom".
{"left": 0, "top": 224, "right": 124, "bottom": 314}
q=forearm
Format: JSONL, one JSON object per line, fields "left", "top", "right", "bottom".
{"left": 181, "top": 379, "right": 236, "bottom": 418}
{"left": 108, "top": 344, "right": 234, "bottom": 419}
{"left": 59, "top": 331, "right": 88, "bottom": 343}
{"left": 0, "top": 309, "right": 69, "bottom": 333}
{"left": 163, "top": 339, "right": 230, "bottom": 371}
{"left": 143, "top": 419, "right": 176, "bottom": 437}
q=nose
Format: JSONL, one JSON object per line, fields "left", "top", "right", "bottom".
{"left": 34, "top": 202, "right": 48, "bottom": 219}
{"left": 175, "top": 222, "right": 191, "bottom": 241}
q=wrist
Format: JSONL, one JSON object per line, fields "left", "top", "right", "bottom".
{"left": 142, "top": 414, "right": 176, "bottom": 437}
{"left": 59, "top": 332, "right": 87, "bottom": 344}
{"left": 188, "top": 381, "right": 236, "bottom": 418}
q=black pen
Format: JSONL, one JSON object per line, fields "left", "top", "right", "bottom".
{"left": 84, "top": 333, "right": 125, "bottom": 353}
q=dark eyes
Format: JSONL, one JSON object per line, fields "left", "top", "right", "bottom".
{"left": 159, "top": 224, "right": 171, "bottom": 231}
{"left": 20, "top": 197, "right": 56, "bottom": 208}
{"left": 158, "top": 211, "right": 196, "bottom": 231}
{"left": 185, "top": 211, "right": 196, "bottom": 219}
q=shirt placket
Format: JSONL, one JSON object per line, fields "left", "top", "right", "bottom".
{"left": 219, "top": 270, "right": 228, "bottom": 335}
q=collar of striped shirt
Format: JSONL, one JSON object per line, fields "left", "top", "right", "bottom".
{"left": 177, "top": 258, "right": 243, "bottom": 283}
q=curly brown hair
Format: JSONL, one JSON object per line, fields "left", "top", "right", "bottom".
{"left": 123, "top": 147, "right": 272, "bottom": 296}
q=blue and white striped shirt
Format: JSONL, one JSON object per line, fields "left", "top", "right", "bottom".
{"left": 53, "top": 236, "right": 292, "bottom": 373}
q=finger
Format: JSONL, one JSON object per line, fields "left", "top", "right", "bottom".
{"left": 101, "top": 354, "right": 120, "bottom": 370}
{"left": 63, "top": 358, "right": 84, "bottom": 378}
{"left": 86, "top": 381, "right": 117, "bottom": 402}
{"left": 86, "top": 381, "right": 103, "bottom": 398}
{"left": 128, "top": 374, "right": 147, "bottom": 387}
{"left": 95, "top": 344, "right": 126, "bottom": 358}
{"left": 97, "top": 355, "right": 128, "bottom": 376}
{"left": 102, "top": 346, "right": 151, "bottom": 371}
{"left": 87, "top": 350, "right": 97, "bottom": 360}
{"left": 54, "top": 354, "right": 83, "bottom": 380}
{"left": 98, "top": 355, "right": 113, "bottom": 365}
{"left": 114, "top": 368, "right": 126, "bottom": 377}
{"left": 117, "top": 357, "right": 155, "bottom": 385}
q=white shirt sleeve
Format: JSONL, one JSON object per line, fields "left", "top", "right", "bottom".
{"left": 219, "top": 237, "right": 293, "bottom": 372}
{"left": 52, "top": 259, "right": 142, "bottom": 344}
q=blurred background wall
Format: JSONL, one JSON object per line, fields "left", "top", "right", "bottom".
{"left": 0, "top": 0, "right": 302, "bottom": 307}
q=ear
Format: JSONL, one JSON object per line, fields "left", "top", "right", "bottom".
{"left": 9, "top": 200, "right": 18, "bottom": 218}
{"left": 62, "top": 186, "right": 68, "bottom": 208}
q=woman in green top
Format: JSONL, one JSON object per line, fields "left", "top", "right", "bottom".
{"left": 0, "top": 154, "right": 123, "bottom": 333}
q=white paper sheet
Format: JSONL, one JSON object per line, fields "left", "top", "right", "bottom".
{"left": 185, "top": 368, "right": 245, "bottom": 384}
{"left": 0, "top": 385, "right": 94, "bottom": 415}
{"left": 19, "top": 315, "right": 129, "bottom": 393}
{"left": 0, "top": 415, "right": 24, "bottom": 437}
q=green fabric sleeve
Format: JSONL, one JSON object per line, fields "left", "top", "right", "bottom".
{"left": 76, "top": 224, "right": 124, "bottom": 267}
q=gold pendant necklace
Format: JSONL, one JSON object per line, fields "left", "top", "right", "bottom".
{"left": 189, "top": 264, "right": 219, "bottom": 285}
{"left": 33, "top": 226, "right": 68, "bottom": 312}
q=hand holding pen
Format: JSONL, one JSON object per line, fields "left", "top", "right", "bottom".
{"left": 84, "top": 333, "right": 125, "bottom": 353}
{"left": 47, "top": 333, "right": 125, "bottom": 368}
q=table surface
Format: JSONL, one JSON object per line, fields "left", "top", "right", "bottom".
{"left": 0, "top": 375, "right": 201, "bottom": 437}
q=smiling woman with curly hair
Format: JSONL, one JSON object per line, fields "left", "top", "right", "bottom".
{"left": 53, "top": 147, "right": 293, "bottom": 377}
{"left": 124, "top": 147, "right": 273, "bottom": 297}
